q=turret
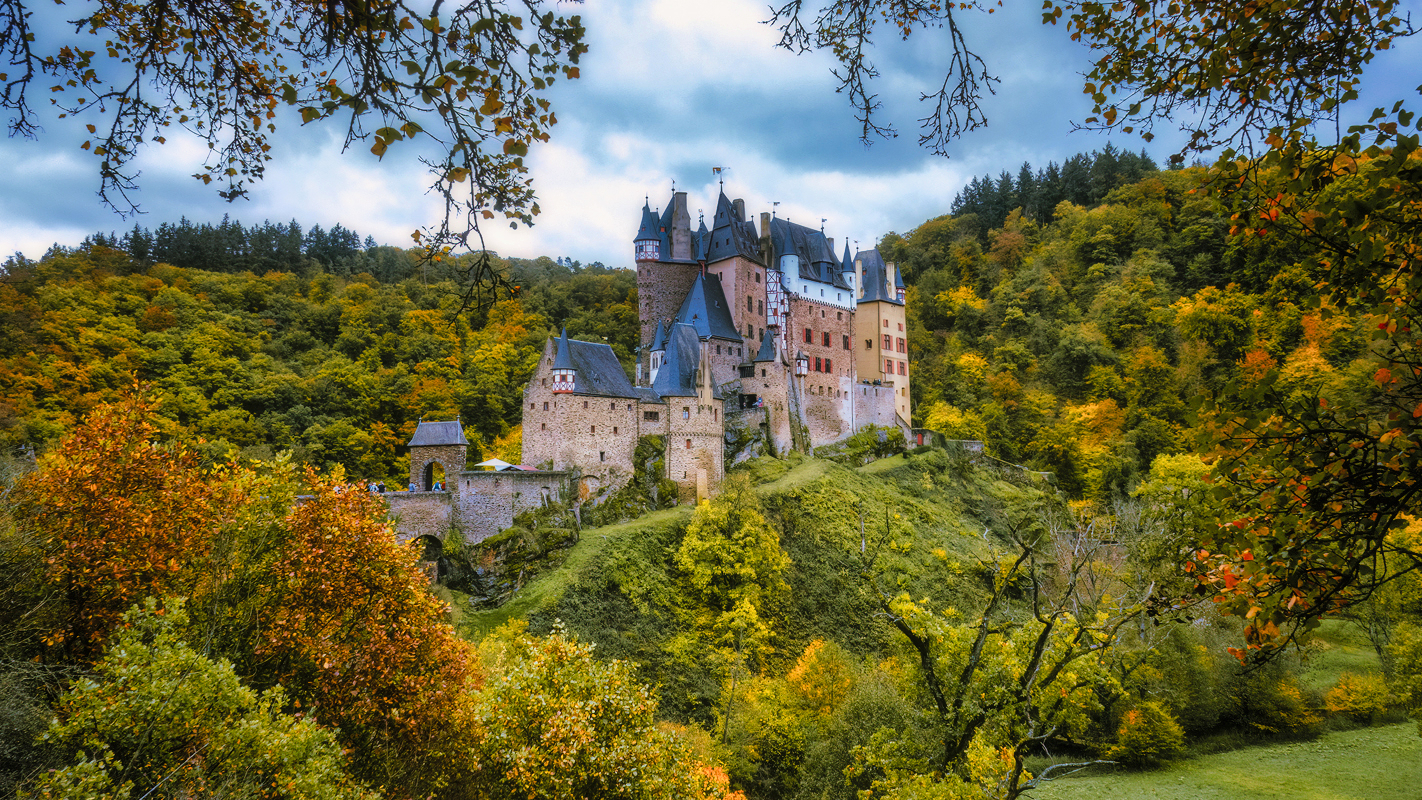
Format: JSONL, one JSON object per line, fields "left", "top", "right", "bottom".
{"left": 551, "top": 327, "right": 577, "bottom": 393}
{"left": 634, "top": 201, "right": 660, "bottom": 262}
{"left": 841, "top": 242, "right": 856, "bottom": 293}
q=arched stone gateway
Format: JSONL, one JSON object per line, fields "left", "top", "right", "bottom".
{"left": 407, "top": 419, "right": 466, "bottom": 492}
{"left": 421, "top": 460, "right": 446, "bottom": 491}
{"left": 387, "top": 419, "right": 573, "bottom": 544}
{"left": 412, "top": 534, "right": 443, "bottom": 563}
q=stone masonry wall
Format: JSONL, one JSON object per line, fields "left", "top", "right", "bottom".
{"left": 854, "top": 382, "right": 904, "bottom": 432}
{"left": 664, "top": 397, "right": 723, "bottom": 501}
{"left": 385, "top": 491, "right": 452, "bottom": 543}
{"left": 637, "top": 260, "right": 700, "bottom": 373}
{"left": 457, "top": 470, "right": 571, "bottom": 542}
{"left": 787, "top": 295, "right": 856, "bottom": 446}
{"left": 709, "top": 255, "right": 768, "bottom": 344}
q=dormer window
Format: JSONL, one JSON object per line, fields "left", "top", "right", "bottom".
{"left": 552, "top": 368, "right": 576, "bottom": 393}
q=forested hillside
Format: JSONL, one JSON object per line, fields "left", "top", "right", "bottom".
{"left": 893, "top": 152, "right": 1365, "bottom": 501}
{"left": 1, "top": 148, "right": 1416, "bottom": 800}
{"left": 0, "top": 238, "right": 635, "bottom": 482}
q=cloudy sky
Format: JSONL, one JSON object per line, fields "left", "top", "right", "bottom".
{"left": 3, "top": 0, "right": 1418, "bottom": 266}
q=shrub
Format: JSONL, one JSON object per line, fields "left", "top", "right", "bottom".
{"left": 1325, "top": 671, "right": 1391, "bottom": 722}
{"left": 1109, "top": 701, "right": 1186, "bottom": 767}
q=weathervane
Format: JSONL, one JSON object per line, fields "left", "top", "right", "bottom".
{"left": 671, "top": 178, "right": 676, "bottom": 193}
{"left": 772, "top": 201, "right": 780, "bottom": 218}
{"left": 712, "top": 166, "right": 726, "bottom": 188}
{"left": 821, "top": 218, "right": 827, "bottom": 233}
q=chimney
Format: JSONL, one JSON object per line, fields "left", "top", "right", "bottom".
{"left": 760, "top": 211, "right": 772, "bottom": 265}
{"left": 671, "top": 190, "right": 691, "bottom": 260}
{"left": 733, "top": 198, "right": 746, "bottom": 221}
{"left": 855, "top": 258, "right": 864, "bottom": 299}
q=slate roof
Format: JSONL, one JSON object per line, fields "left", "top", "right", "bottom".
{"left": 841, "top": 241, "right": 854, "bottom": 273}
{"left": 408, "top": 420, "right": 466, "bottom": 447}
{"left": 855, "top": 248, "right": 902, "bottom": 305}
{"left": 633, "top": 201, "right": 658, "bottom": 243}
{"left": 658, "top": 200, "right": 674, "bottom": 257}
{"left": 552, "top": 327, "right": 574, "bottom": 370}
{"left": 693, "top": 216, "right": 711, "bottom": 262}
{"left": 650, "top": 319, "right": 667, "bottom": 352}
{"left": 771, "top": 217, "right": 852, "bottom": 291}
{"left": 675, "top": 273, "right": 743, "bottom": 342}
{"left": 634, "top": 387, "right": 664, "bottom": 404}
{"left": 549, "top": 333, "right": 640, "bottom": 399}
{"left": 652, "top": 323, "right": 722, "bottom": 399}
{"left": 706, "top": 191, "right": 763, "bottom": 265}
{"left": 754, "top": 329, "right": 778, "bottom": 362}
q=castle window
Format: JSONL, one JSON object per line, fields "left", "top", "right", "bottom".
{"left": 837, "top": 311, "right": 843, "bottom": 320}
{"left": 713, "top": 409, "right": 718, "bottom": 421}
{"left": 748, "top": 296, "right": 753, "bottom": 312}
{"left": 530, "top": 402, "right": 534, "bottom": 410}
{"left": 758, "top": 328, "right": 764, "bottom": 340}
{"left": 685, "top": 439, "right": 692, "bottom": 449}
{"left": 883, "top": 334, "right": 892, "bottom": 349}
{"left": 683, "top": 407, "right": 690, "bottom": 419}
{"left": 897, "top": 337, "right": 906, "bottom": 353}
{"left": 822, "top": 331, "right": 831, "bottom": 346}
{"left": 748, "top": 324, "right": 753, "bottom": 338}
{"left": 820, "top": 289, "right": 825, "bottom": 296}
{"left": 644, "top": 410, "right": 660, "bottom": 421}
{"left": 815, "top": 357, "right": 822, "bottom": 372}
{"left": 591, "top": 425, "right": 595, "bottom": 433}
{"left": 821, "top": 309, "right": 825, "bottom": 318}
{"left": 883, "top": 319, "right": 889, "bottom": 327}
{"left": 865, "top": 339, "right": 872, "bottom": 349}
{"left": 755, "top": 272, "right": 761, "bottom": 283}
{"left": 899, "top": 362, "right": 907, "bottom": 375}
{"left": 826, "top": 358, "right": 832, "bottom": 373}
{"left": 758, "top": 300, "right": 763, "bottom": 314}
{"left": 542, "top": 379, "right": 547, "bottom": 387}
{"left": 761, "top": 369, "right": 766, "bottom": 377}
{"left": 543, "top": 402, "right": 549, "bottom": 410}
{"left": 804, "top": 328, "right": 812, "bottom": 343}
{"left": 717, "top": 345, "right": 722, "bottom": 354}
{"left": 628, "top": 403, "right": 633, "bottom": 410}
{"left": 886, "top": 358, "right": 893, "bottom": 373}
{"left": 599, "top": 451, "right": 606, "bottom": 462}
{"left": 843, "top": 335, "right": 850, "bottom": 350}
{"left": 899, "top": 322, "right": 904, "bottom": 331}
{"left": 614, "top": 426, "right": 619, "bottom": 434}
{"left": 541, "top": 423, "right": 547, "bottom": 430}
{"left": 583, "top": 401, "right": 588, "bottom": 409}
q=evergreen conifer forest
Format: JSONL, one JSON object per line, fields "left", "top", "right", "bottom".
{"left": 1, "top": 150, "right": 1418, "bottom": 799}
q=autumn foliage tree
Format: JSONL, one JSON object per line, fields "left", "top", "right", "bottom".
{"left": 248, "top": 468, "right": 482, "bottom": 795}
{"left": 468, "top": 623, "right": 745, "bottom": 800}
{"left": 30, "top": 598, "right": 378, "bottom": 800}
{"left": 13, "top": 394, "right": 235, "bottom": 661}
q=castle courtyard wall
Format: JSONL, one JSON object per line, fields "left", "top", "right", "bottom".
{"left": 457, "top": 470, "right": 571, "bottom": 542}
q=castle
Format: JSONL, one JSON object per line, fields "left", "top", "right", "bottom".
{"left": 520, "top": 186, "right": 912, "bottom": 502}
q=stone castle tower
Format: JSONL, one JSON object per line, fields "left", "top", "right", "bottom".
{"left": 520, "top": 182, "right": 912, "bottom": 502}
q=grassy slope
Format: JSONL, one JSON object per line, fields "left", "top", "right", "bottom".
{"left": 1031, "top": 723, "right": 1422, "bottom": 800}
{"left": 460, "top": 449, "right": 1044, "bottom": 716}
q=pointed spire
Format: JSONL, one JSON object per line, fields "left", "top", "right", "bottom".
{"left": 633, "top": 200, "right": 657, "bottom": 243}
{"left": 651, "top": 319, "right": 667, "bottom": 352}
{"left": 841, "top": 241, "right": 854, "bottom": 272}
{"left": 553, "top": 327, "right": 574, "bottom": 370}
